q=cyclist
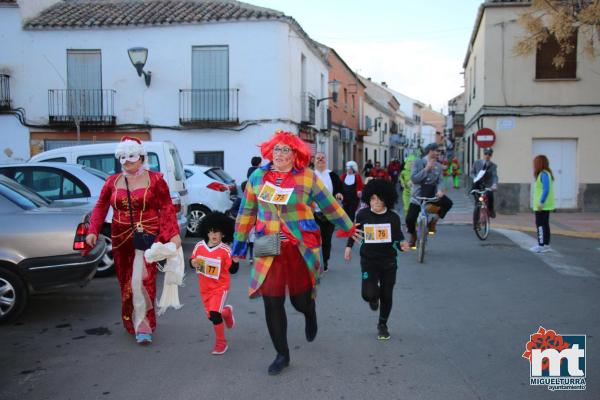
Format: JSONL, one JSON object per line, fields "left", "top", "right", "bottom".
{"left": 471, "top": 148, "right": 498, "bottom": 222}
{"left": 405, "top": 143, "right": 453, "bottom": 247}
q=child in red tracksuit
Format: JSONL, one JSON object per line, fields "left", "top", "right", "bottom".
{"left": 190, "top": 212, "right": 238, "bottom": 355}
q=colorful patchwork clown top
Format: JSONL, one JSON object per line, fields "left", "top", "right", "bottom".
{"left": 232, "top": 164, "right": 353, "bottom": 297}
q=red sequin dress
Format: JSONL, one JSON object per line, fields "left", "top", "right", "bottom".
{"left": 88, "top": 171, "right": 179, "bottom": 334}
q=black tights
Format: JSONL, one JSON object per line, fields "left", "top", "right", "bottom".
{"left": 262, "top": 290, "right": 314, "bottom": 356}
{"left": 361, "top": 263, "right": 397, "bottom": 324}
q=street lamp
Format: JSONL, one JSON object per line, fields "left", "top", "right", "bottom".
{"left": 127, "top": 47, "right": 151, "bottom": 87}
{"left": 316, "top": 79, "right": 341, "bottom": 106}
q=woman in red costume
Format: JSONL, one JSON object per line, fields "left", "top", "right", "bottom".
{"left": 85, "top": 136, "right": 181, "bottom": 344}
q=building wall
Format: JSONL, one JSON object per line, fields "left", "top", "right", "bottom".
{"left": 0, "top": 115, "right": 30, "bottom": 163}
{"left": 464, "top": 11, "right": 486, "bottom": 125}
{"left": 483, "top": 7, "right": 600, "bottom": 108}
{"left": 0, "top": 12, "right": 329, "bottom": 182}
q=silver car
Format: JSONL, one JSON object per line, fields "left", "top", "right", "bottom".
{"left": 0, "top": 162, "right": 187, "bottom": 276}
{"left": 0, "top": 175, "right": 106, "bottom": 323}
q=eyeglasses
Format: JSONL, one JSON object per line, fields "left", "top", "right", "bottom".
{"left": 315, "top": 157, "right": 326, "bottom": 161}
{"left": 273, "top": 146, "right": 292, "bottom": 155}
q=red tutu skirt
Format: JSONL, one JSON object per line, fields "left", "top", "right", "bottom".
{"left": 258, "top": 240, "right": 312, "bottom": 297}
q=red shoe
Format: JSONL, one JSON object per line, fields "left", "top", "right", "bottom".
{"left": 222, "top": 305, "right": 235, "bottom": 329}
{"left": 212, "top": 340, "right": 228, "bottom": 355}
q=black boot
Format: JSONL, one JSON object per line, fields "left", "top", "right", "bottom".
{"left": 305, "top": 303, "right": 318, "bottom": 342}
{"left": 268, "top": 352, "right": 290, "bottom": 375}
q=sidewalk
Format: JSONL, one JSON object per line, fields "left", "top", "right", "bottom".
{"left": 439, "top": 186, "right": 600, "bottom": 239}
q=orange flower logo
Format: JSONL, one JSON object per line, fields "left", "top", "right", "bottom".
{"left": 522, "top": 326, "right": 570, "bottom": 371}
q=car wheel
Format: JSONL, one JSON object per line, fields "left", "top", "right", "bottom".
{"left": 187, "top": 205, "right": 211, "bottom": 237}
{"left": 94, "top": 234, "right": 115, "bottom": 277}
{"left": 0, "top": 268, "right": 28, "bottom": 324}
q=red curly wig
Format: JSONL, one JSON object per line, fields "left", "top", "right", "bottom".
{"left": 259, "top": 130, "right": 312, "bottom": 170}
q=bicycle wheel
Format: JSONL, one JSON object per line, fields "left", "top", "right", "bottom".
{"left": 417, "top": 216, "right": 428, "bottom": 263}
{"left": 475, "top": 209, "right": 490, "bottom": 240}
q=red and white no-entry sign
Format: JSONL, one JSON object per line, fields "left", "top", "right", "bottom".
{"left": 475, "top": 128, "right": 496, "bottom": 148}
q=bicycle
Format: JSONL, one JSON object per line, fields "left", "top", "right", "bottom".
{"left": 470, "top": 188, "right": 492, "bottom": 241}
{"left": 414, "top": 196, "right": 439, "bottom": 263}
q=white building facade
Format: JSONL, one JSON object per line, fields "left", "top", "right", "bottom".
{"left": 0, "top": 0, "right": 329, "bottom": 182}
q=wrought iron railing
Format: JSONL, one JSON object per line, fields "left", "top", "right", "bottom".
{"left": 179, "top": 89, "right": 239, "bottom": 126}
{"left": 0, "top": 74, "right": 10, "bottom": 110}
{"left": 48, "top": 89, "right": 116, "bottom": 125}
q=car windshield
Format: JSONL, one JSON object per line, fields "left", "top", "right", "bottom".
{"left": 82, "top": 166, "right": 109, "bottom": 181}
{"left": 205, "top": 168, "right": 234, "bottom": 183}
{"left": 0, "top": 176, "right": 50, "bottom": 209}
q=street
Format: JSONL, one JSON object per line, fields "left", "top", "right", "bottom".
{"left": 1, "top": 222, "right": 599, "bottom": 400}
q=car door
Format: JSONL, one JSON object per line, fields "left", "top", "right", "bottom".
{"left": 5, "top": 167, "right": 91, "bottom": 204}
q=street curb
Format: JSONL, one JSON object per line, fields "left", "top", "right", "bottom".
{"left": 441, "top": 221, "right": 600, "bottom": 240}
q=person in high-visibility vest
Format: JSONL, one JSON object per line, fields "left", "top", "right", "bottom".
{"left": 531, "top": 154, "right": 555, "bottom": 253}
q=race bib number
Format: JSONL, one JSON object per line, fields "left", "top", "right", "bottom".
{"left": 257, "top": 181, "right": 293, "bottom": 205}
{"left": 363, "top": 224, "right": 392, "bottom": 243}
{"left": 195, "top": 256, "right": 221, "bottom": 280}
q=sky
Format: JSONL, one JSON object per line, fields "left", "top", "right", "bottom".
{"left": 251, "top": 0, "right": 483, "bottom": 113}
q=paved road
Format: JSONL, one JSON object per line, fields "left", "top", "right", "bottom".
{"left": 1, "top": 225, "right": 599, "bottom": 400}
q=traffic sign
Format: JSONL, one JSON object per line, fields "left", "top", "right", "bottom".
{"left": 475, "top": 128, "right": 496, "bottom": 148}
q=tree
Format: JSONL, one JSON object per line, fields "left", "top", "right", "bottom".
{"left": 514, "top": 0, "right": 600, "bottom": 68}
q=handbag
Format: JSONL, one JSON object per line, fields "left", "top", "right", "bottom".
{"left": 125, "top": 176, "right": 156, "bottom": 251}
{"left": 253, "top": 233, "right": 281, "bottom": 257}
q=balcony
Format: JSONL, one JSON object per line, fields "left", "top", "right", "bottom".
{"left": 301, "top": 92, "right": 316, "bottom": 125}
{"left": 0, "top": 74, "right": 10, "bottom": 110}
{"left": 48, "top": 89, "right": 116, "bottom": 126}
{"left": 179, "top": 89, "right": 239, "bottom": 127}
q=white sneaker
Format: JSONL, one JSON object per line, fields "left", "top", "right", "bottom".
{"left": 530, "top": 245, "right": 544, "bottom": 253}
{"left": 539, "top": 245, "right": 552, "bottom": 253}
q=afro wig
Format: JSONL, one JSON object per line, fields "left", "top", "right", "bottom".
{"left": 198, "top": 212, "right": 235, "bottom": 244}
{"left": 259, "top": 130, "right": 312, "bottom": 170}
{"left": 361, "top": 179, "right": 398, "bottom": 209}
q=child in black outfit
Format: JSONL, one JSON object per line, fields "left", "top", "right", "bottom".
{"left": 344, "top": 179, "right": 409, "bottom": 340}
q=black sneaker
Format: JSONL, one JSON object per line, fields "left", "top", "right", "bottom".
{"left": 369, "top": 299, "right": 379, "bottom": 311}
{"left": 268, "top": 353, "right": 290, "bottom": 376}
{"left": 377, "top": 323, "right": 390, "bottom": 340}
{"left": 305, "top": 305, "right": 318, "bottom": 342}
{"left": 489, "top": 210, "right": 496, "bottom": 219}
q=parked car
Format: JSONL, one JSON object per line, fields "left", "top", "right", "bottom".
{"left": 28, "top": 140, "right": 189, "bottom": 219}
{"left": 0, "top": 175, "right": 106, "bottom": 323}
{"left": 184, "top": 164, "right": 239, "bottom": 236}
{"left": 0, "top": 162, "right": 187, "bottom": 276}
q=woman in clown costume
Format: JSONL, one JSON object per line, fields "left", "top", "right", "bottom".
{"left": 232, "top": 130, "right": 354, "bottom": 375}
{"left": 86, "top": 136, "right": 181, "bottom": 344}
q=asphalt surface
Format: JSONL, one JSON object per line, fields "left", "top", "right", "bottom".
{"left": 1, "top": 225, "right": 599, "bottom": 400}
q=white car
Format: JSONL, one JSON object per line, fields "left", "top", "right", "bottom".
{"left": 0, "top": 162, "right": 187, "bottom": 276}
{"left": 184, "top": 164, "right": 238, "bottom": 236}
{"left": 28, "top": 140, "right": 189, "bottom": 219}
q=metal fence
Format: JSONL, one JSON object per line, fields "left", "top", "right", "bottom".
{"left": 179, "top": 88, "right": 239, "bottom": 125}
{"left": 48, "top": 89, "right": 116, "bottom": 125}
{"left": 0, "top": 74, "right": 10, "bottom": 110}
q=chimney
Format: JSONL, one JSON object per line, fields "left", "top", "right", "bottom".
{"left": 381, "top": 82, "right": 388, "bottom": 87}
{"left": 17, "top": 0, "right": 62, "bottom": 23}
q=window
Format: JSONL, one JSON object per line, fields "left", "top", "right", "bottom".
{"left": 365, "top": 148, "right": 369, "bottom": 163}
{"left": 67, "top": 50, "right": 102, "bottom": 117}
{"left": 344, "top": 88, "right": 348, "bottom": 112}
{"left": 473, "top": 57, "right": 476, "bottom": 99}
{"left": 352, "top": 94, "right": 355, "bottom": 116}
{"left": 536, "top": 32, "right": 577, "bottom": 79}
{"left": 11, "top": 168, "right": 86, "bottom": 200}
{"left": 185, "top": 169, "right": 194, "bottom": 179}
{"left": 192, "top": 46, "right": 229, "bottom": 120}
{"left": 195, "top": 151, "right": 224, "bottom": 169}
{"left": 169, "top": 148, "right": 184, "bottom": 182}
{"left": 374, "top": 149, "right": 378, "bottom": 163}
{"left": 77, "top": 153, "right": 159, "bottom": 175}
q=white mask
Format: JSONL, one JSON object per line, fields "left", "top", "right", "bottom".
{"left": 118, "top": 153, "right": 141, "bottom": 165}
